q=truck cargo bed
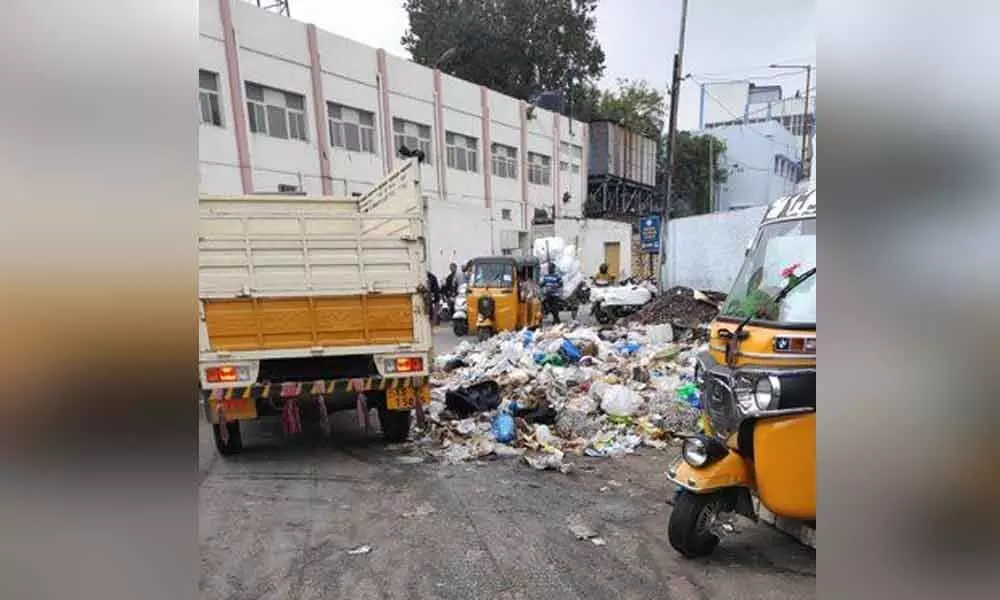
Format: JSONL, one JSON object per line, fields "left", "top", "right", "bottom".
{"left": 203, "top": 293, "right": 416, "bottom": 351}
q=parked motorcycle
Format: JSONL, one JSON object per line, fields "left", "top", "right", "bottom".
{"left": 590, "top": 278, "right": 656, "bottom": 324}
{"left": 451, "top": 283, "right": 469, "bottom": 336}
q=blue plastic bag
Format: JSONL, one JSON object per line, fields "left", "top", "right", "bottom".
{"left": 560, "top": 339, "right": 582, "bottom": 363}
{"left": 523, "top": 329, "right": 535, "bottom": 347}
{"left": 492, "top": 412, "right": 516, "bottom": 444}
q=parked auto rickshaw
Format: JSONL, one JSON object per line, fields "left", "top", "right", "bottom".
{"left": 464, "top": 256, "right": 543, "bottom": 340}
{"left": 667, "top": 187, "right": 816, "bottom": 558}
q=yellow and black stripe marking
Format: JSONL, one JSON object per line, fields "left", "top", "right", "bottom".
{"left": 206, "top": 376, "right": 429, "bottom": 401}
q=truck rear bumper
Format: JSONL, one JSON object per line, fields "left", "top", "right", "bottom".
{"left": 202, "top": 375, "right": 430, "bottom": 424}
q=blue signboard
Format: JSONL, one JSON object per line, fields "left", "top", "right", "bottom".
{"left": 640, "top": 215, "right": 661, "bottom": 253}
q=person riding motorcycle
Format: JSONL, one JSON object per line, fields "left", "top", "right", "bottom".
{"left": 594, "top": 263, "right": 614, "bottom": 287}
{"left": 540, "top": 263, "right": 564, "bottom": 324}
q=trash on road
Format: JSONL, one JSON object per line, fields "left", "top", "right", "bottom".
{"left": 347, "top": 545, "right": 372, "bottom": 555}
{"left": 567, "top": 514, "right": 601, "bottom": 542}
{"left": 401, "top": 503, "right": 437, "bottom": 519}
{"left": 423, "top": 318, "right": 711, "bottom": 472}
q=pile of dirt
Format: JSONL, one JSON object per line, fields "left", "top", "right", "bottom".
{"left": 623, "top": 286, "right": 727, "bottom": 327}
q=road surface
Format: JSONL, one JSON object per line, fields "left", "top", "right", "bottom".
{"left": 200, "top": 328, "right": 814, "bottom": 599}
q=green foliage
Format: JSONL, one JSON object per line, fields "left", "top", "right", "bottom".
{"left": 402, "top": 0, "right": 605, "bottom": 102}
{"left": 659, "top": 132, "right": 729, "bottom": 217}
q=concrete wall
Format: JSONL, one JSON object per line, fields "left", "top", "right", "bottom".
{"left": 552, "top": 218, "right": 633, "bottom": 278}
{"left": 664, "top": 206, "right": 767, "bottom": 292}
{"left": 198, "top": 0, "right": 586, "bottom": 279}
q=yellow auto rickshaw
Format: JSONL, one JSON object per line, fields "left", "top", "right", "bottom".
{"left": 667, "top": 186, "right": 816, "bottom": 558}
{"left": 464, "top": 256, "right": 543, "bottom": 340}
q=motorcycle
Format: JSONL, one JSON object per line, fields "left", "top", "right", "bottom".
{"left": 589, "top": 278, "right": 656, "bottom": 324}
{"left": 451, "top": 283, "right": 469, "bottom": 336}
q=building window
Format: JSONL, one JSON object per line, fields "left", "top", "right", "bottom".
{"left": 527, "top": 152, "right": 551, "bottom": 186}
{"left": 328, "top": 103, "right": 376, "bottom": 154}
{"left": 501, "top": 208, "right": 512, "bottom": 221}
{"left": 491, "top": 143, "right": 518, "bottom": 179}
{"left": 245, "top": 82, "right": 308, "bottom": 141}
{"left": 571, "top": 164, "right": 580, "bottom": 174}
{"left": 199, "top": 70, "right": 223, "bottom": 127}
{"left": 560, "top": 160, "right": 569, "bottom": 172}
{"left": 446, "top": 131, "right": 478, "bottom": 172}
{"left": 571, "top": 144, "right": 583, "bottom": 160}
{"left": 392, "top": 118, "right": 432, "bottom": 163}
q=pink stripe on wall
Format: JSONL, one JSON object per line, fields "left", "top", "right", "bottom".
{"left": 433, "top": 69, "right": 447, "bottom": 199}
{"left": 219, "top": 0, "right": 253, "bottom": 193}
{"left": 553, "top": 114, "right": 561, "bottom": 218}
{"left": 519, "top": 100, "right": 529, "bottom": 231}
{"left": 480, "top": 86, "right": 492, "bottom": 209}
{"left": 376, "top": 49, "right": 393, "bottom": 175}
{"left": 306, "top": 24, "right": 332, "bottom": 195}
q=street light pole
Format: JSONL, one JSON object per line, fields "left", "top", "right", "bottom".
{"left": 659, "top": 0, "right": 689, "bottom": 291}
{"left": 769, "top": 63, "right": 813, "bottom": 180}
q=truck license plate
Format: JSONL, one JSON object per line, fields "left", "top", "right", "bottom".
{"left": 386, "top": 386, "right": 430, "bottom": 410}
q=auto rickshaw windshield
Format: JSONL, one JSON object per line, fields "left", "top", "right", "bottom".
{"left": 473, "top": 262, "right": 515, "bottom": 288}
{"left": 721, "top": 218, "right": 816, "bottom": 324}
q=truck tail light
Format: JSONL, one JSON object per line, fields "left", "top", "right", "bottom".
{"left": 386, "top": 357, "right": 424, "bottom": 373}
{"left": 205, "top": 365, "right": 250, "bottom": 383}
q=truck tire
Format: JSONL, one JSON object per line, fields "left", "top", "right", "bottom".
{"left": 668, "top": 490, "right": 723, "bottom": 558}
{"left": 477, "top": 327, "right": 493, "bottom": 342}
{"left": 379, "top": 408, "right": 411, "bottom": 443}
{"left": 213, "top": 421, "right": 243, "bottom": 456}
{"left": 453, "top": 318, "right": 468, "bottom": 336}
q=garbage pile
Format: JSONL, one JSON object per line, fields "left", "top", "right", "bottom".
{"left": 623, "top": 286, "right": 727, "bottom": 328}
{"left": 533, "top": 237, "right": 584, "bottom": 302}
{"left": 422, "top": 322, "right": 707, "bottom": 472}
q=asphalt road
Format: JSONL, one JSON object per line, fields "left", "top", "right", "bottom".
{"left": 199, "top": 327, "right": 814, "bottom": 600}
{"left": 199, "top": 426, "right": 814, "bottom": 599}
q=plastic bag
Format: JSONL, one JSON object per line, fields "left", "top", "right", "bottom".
{"left": 492, "top": 411, "right": 516, "bottom": 443}
{"left": 445, "top": 380, "right": 501, "bottom": 417}
{"left": 600, "top": 384, "right": 643, "bottom": 417}
{"left": 560, "top": 339, "right": 582, "bottom": 363}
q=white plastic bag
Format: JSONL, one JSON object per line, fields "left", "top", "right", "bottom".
{"left": 600, "top": 384, "right": 643, "bottom": 417}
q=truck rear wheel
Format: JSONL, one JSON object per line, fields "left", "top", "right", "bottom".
{"left": 379, "top": 408, "right": 411, "bottom": 443}
{"left": 213, "top": 421, "right": 244, "bottom": 456}
{"left": 453, "top": 318, "right": 468, "bottom": 336}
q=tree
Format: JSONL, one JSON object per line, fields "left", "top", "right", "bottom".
{"left": 401, "top": 0, "right": 606, "bottom": 102}
{"left": 659, "top": 132, "right": 728, "bottom": 217}
{"left": 593, "top": 79, "right": 665, "bottom": 138}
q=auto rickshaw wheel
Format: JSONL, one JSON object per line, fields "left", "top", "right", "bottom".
{"left": 668, "top": 490, "right": 723, "bottom": 558}
{"left": 477, "top": 327, "right": 493, "bottom": 342}
{"left": 452, "top": 318, "right": 469, "bottom": 336}
{"left": 213, "top": 420, "right": 244, "bottom": 457}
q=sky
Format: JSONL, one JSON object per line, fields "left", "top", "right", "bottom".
{"left": 287, "top": 0, "right": 815, "bottom": 131}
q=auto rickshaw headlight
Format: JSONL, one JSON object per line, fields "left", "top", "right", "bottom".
{"left": 682, "top": 437, "right": 709, "bottom": 467}
{"left": 753, "top": 375, "right": 781, "bottom": 411}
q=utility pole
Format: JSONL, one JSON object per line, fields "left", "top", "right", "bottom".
{"left": 658, "top": 0, "right": 689, "bottom": 291}
{"left": 708, "top": 135, "right": 714, "bottom": 212}
{"left": 769, "top": 63, "right": 813, "bottom": 180}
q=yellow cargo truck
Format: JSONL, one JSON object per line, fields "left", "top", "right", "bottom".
{"left": 199, "top": 159, "right": 432, "bottom": 455}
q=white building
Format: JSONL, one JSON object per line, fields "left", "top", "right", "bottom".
{"left": 697, "top": 80, "right": 816, "bottom": 211}
{"left": 703, "top": 120, "right": 801, "bottom": 211}
{"left": 199, "top": 0, "right": 628, "bottom": 277}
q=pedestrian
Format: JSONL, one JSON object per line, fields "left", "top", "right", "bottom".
{"left": 540, "top": 263, "right": 564, "bottom": 324}
{"left": 426, "top": 270, "right": 441, "bottom": 326}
